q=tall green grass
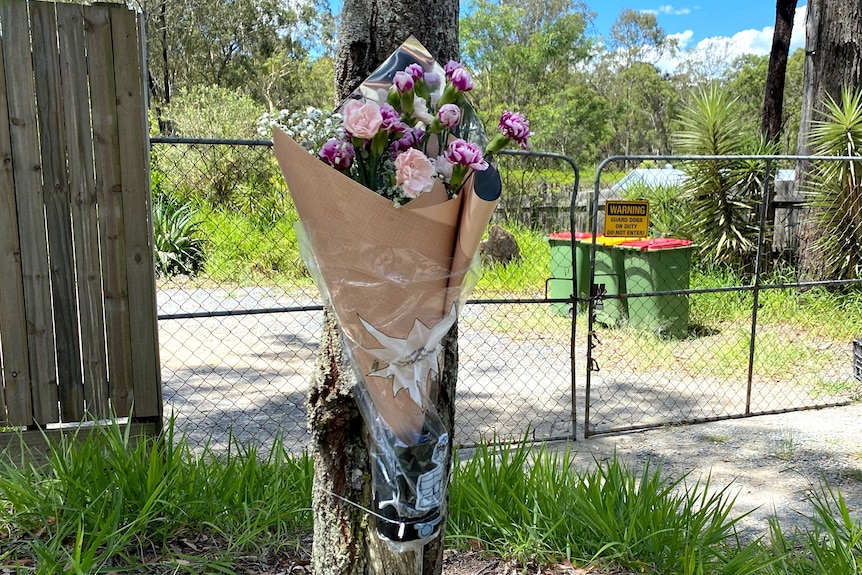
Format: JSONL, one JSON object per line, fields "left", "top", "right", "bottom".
{"left": 448, "top": 440, "right": 773, "bottom": 574}
{"left": 2, "top": 424, "right": 861, "bottom": 574}
{"left": 0, "top": 419, "right": 312, "bottom": 574}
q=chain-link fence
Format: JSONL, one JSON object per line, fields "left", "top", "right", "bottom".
{"left": 151, "top": 138, "right": 579, "bottom": 452}
{"left": 582, "top": 156, "right": 862, "bottom": 436}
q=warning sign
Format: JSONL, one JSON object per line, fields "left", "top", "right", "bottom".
{"left": 604, "top": 200, "right": 649, "bottom": 237}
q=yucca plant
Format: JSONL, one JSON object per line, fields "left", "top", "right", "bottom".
{"left": 152, "top": 195, "right": 205, "bottom": 277}
{"left": 674, "top": 85, "right": 776, "bottom": 271}
{"left": 803, "top": 88, "right": 862, "bottom": 280}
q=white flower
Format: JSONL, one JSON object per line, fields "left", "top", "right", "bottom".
{"left": 431, "top": 155, "right": 454, "bottom": 183}
{"left": 412, "top": 96, "right": 435, "bottom": 125}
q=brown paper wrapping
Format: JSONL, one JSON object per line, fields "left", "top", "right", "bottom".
{"left": 273, "top": 128, "right": 498, "bottom": 440}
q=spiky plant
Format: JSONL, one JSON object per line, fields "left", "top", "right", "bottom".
{"left": 674, "top": 85, "right": 774, "bottom": 271}
{"left": 804, "top": 88, "right": 862, "bottom": 280}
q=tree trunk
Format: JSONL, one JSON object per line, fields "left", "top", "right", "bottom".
{"left": 310, "top": 3, "right": 459, "bottom": 575}
{"left": 762, "top": 0, "right": 797, "bottom": 143}
{"left": 760, "top": 0, "right": 798, "bottom": 269}
{"left": 796, "top": 0, "right": 862, "bottom": 280}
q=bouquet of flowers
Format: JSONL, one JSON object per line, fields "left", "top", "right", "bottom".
{"left": 272, "top": 36, "right": 530, "bottom": 550}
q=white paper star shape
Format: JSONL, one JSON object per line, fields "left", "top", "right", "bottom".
{"left": 359, "top": 305, "right": 458, "bottom": 407}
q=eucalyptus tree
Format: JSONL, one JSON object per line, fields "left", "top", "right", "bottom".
{"left": 138, "top": 0, "right": 331, "bottom": 126}
{"left": 591, "top": 9, "right": 679, "bottom": 158}
{"left": 796, "top": 0, "right": 862, "bottom": 280}
{"left": 762, "top": 0, "right": 799, "bottom": 144}
{"left": 459, "top": 0, "right": 598, "bottom": 156}
{"left": 315, "top": 7, "right": 460, "bottom": 575}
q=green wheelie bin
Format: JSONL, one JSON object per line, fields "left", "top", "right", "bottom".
{"left": 547, "top": 232, "right": 591, "bottom": 316}
{"left": 619, "top": 238, "right": 695, "bottom": 338}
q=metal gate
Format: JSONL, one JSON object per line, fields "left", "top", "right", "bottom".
{"left": 150, "top": 138, "right": 581, "bottom": 451}
{"left": 582, "top": 155, "right": 862, "bottom": 437}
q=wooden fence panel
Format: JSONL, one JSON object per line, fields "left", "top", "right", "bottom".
{"left": 0, "top": 1, "right": 161, "bottom": 428}
{"left": 1, "top": 1, "right": 58, "bottom": 425}
{"left": 58, "top": 2, "right": 111, "bottom": 419}
{"left": 85, "top": 4, "right": 135, "bottom": 417}
{"left": 0, "top": 35, "right": 30, "bottom": 426}
{"left": 32, "top": 1, "right": 85, "bottom": 421}
{"left": 112, "top": 7, "right": 161, "bottom": 419}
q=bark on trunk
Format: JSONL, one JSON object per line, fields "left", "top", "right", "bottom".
{"left": 761, "top": 0, "right": 797, "bottom": 267}
{"left": 762, "top": 0, "right": 797, "bottom": 143}
{"left": 796, "top": 0, "right": 862, "bottom": 280}
{"left": 310, "top": 3, "right": 459, "bottom": 574}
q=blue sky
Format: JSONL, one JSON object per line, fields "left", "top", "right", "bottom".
{"left": 327, "top": 1, "right": 807, "bottom": 54}
{"left": 588, "top": 2, "right": 807, "bottom": 57}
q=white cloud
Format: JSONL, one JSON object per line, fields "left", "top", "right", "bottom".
{"left": 642, "top": 5, "right": 692, "bottom": 16}
{"left": 654, "top": 3, "right": 808, "bottom": 74}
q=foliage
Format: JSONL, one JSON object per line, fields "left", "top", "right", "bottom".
{"left": 161, "top": 84, "right": 264, "bottom": 140}
{"left": 592, "top": 10, "right": 681, "bottom": 158}
{"left": 448, "top": 440, "right": 776, "bottom": 573}
{"left": 2, "top": 420, "right": 862, "bottom": 574}
{"left": 141, "top": 0, "right": 332, "bottom": 117}
{"left": 460, "top": 0, "right": 601, "bottom": 161}
{"left": 198, "top": 203, "right": 308, "bottom": 282}
{"left": 722, "top": 49, "right": 805, "bottom": 154}
{"left": 0, "top": 418, "right": 313, "bottom": 573}
{"left": 620, "top": 181, "right": 692, "bottom": 238}
{"left": 152, "top": 195, "right": 204, "bottom": 277}
{"left": 673, "top": 85, "right": 777, "bottom": 270}
{"left": 804, "top": 88, "right": 862, "bottom": 280}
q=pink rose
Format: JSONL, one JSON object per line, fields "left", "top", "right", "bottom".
{"left": 342, "top": 99, "right": 383, "bottom": 139}
{"left": 394, "top": 148, "right": 436, "bottom": 198}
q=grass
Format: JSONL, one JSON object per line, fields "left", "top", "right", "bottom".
{"left": 0, "top": 419, "right": 312, "bottom": 574}
{"left": 2, "top": 424, "right": 862, "bottom": 574}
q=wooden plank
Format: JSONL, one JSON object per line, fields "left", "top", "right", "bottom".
{"left": 0, "top": 421, "right": 160, "bottom": 467}
{"left": 57, "top": 3, "right": 111, "bottom": 419}
{"left": 1, "top": 1, "right": 58, "bottom": 425}
{"left": 111, "top": 7, "right": 162, "bottom": 419}
{"left": 84, "top": 4, "right": 134, "bottom": 417}
{"left": 32, "top": 1, "right": 85, "bottom": 421}
{"left": 0, "top": 31, "right": 32, "bottom": 426}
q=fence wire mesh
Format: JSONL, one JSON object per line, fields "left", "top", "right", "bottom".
{"left": 583, "top": 156, "right": 862, "bottom": 436}
{"left": 151, "top": 139, "right": 579, "bottom": 452}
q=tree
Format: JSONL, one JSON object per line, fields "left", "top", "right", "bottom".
{"left": 762, "top": 0, "right": 798, "bottom": 143}
{"left": 460, "top": 0, "right": 596, "bottom": 156}
{"left": 311, "top": 7, "right": 459, "bottom": 575}
{"left": 138, "top": 0, "right": 325, "bottom": 128}
{"left": 796, "top": 0, "right": 862, "bottom": 280}
{"left": 592, "top": 9, "right": 679, "bottom": 158}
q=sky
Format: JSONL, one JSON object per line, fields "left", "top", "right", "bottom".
{"left": 587, "top": 2, "right": 807, "bottom": 60}
{"left": 324, "top": 1, "right": 808, "bottom": 71}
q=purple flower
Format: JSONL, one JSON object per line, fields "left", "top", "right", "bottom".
{"left": 437, "top": 104, "right": 461, "bottom": 129}
{"left": 446, "top": 139, "right": 488, "bottom": 171}
{"left": 380, "top": 103, "right": 406, "bottom": 132}
{"left": 319, "top": 138, "right": 355, "bottom": 171}
{"left": 448, "top": 67, "right": 474, "bottom": 92}
{"left": 393, "top": 71, "right": 414, "bottom": 94}
{"left": 389, "top": 128, "right": 425, "bottom": 157}
{"left": 405, "top": 63, "right": 425, "bottom": 81}
{"left": 499, "top": 111, "right": 531, "bottom": 149}
{"left": 444, "top": 60, "right": 461, "bottom": 80}
{"left": 424, "top": 71, "right": 442, "bottom": 91}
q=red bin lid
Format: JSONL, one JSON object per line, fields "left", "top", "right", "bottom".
{"left": 548, "top": 232, "right": 593, "bottom": 240}
{"left": 620, "top": 238, "right": 692, "bottom": 250}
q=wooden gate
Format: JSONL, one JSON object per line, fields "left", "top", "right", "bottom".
{"left": 0, "top": 1, "right": 160, "bottom": 449}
